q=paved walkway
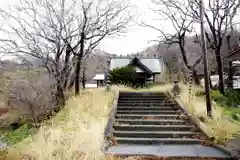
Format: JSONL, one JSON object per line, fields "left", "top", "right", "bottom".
{"left": 107, "top": 144, "right": 232, "bottom": 158}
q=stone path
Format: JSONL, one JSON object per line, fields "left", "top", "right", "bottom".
{"left": 105, "top": 92, "right": 236, "bottom": 159}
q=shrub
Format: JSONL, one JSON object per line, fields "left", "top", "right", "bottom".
{"left": 225, "top": 89, "right": 240, "bottom": 106}
{"left": 211, "top": 89, "right": 240, "bottom": 107}
{"left": 211, "top": 90, "right": 228, "bottom": 106}
{"left": 108, "top": 66, "right": 137, "bottom": 87}
{"left": 232, "top": 113, "right": 240, "bottom": 121}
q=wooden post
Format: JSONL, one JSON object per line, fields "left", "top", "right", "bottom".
{"left": 227, "top": 35, "right": 233, "bottom": 88}
{"left": 200, "top": 0, "right": 212, "bottom": 117}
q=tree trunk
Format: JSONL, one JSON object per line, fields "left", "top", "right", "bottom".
{"left": 209, "top": 75, "right": 213, "bottom": 89}
{"left": 227, "top": 35, "right": 233, "bottom": 88}
{"left": 54, "top": 53, "right": 65, "bottom": 109}
{"left": 75, "top": 57, "right": 81, "bottom": 95}
{"left": 215, "top": 50, "right": 225, "bottom": 94}
{"left": 68, "top": 65, "right": 76, "bottom": 90}
{"left": 82, "top": 78, "right": 86, "bottom": 90}
{"left": 62, "top": 44, "right": 71, "bottom": 91}
{"left": 192, "top": 68, "right": 200, "bottom": 85}
{"left": 68, "top": 73, "right": 75, "bottom": 90}
{"left": 82, "top": 66, "right": 86, "bottom": 89}
{"left": 228, "top": 61, "right": 233, "bottom": 88}
{"left": 63, "top": 78, "right": 68, "bottom": 91}
{"left": 75, "top": 32, "right": 85, "bottom": 96}
{"left": 55, "top": 80, "right": 65, "bottom": 112}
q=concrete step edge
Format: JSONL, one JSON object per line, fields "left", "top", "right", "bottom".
{"left": 113, "top": 131, "right": 197, "bottom": 134}
{"left": 113, "top": 124, "right": 195, "bottom": 128}
{"left": 116, "top": 114, "right": 182, "bottom": 117}
{"left": 116, "top": 111, "right": 180, "bottom": 113}
{"left": 117, "top": 107, "right": 179, "bottom": 109}
{"left": 115, "top": 119, "right": 187, "bottom": 122}
{"left": 115, "top": 137, "right": 202, "bottom": 141}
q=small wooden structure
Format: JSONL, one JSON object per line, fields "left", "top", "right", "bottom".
{"left": 225, "top": 46, "right": 240, "bottom": 89}
{"left": 226, "top": 47, "right": 240, "bottom": 60}
{"left": 92, "top": 74, "right": 105, "bottom": 87}
{"left": 109, "top": 56, "right": 166, "bottom": 84}
{"left": 128, "top": 57, "right": 153, "bottom": 85}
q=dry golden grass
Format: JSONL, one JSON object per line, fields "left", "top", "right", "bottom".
{"left": 4, "top": 85, "right": 173, "bottom": 160}
{"left": 6, "top": 88, "right": 114, "bottom": 160}
{"left": 176, "top": 83, "right": 240, "bottom": 143}
{"left": 3, "top": 84, "right": 239, "bottom": 160}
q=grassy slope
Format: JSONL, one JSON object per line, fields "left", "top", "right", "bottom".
{"left": 177, "top": 84, "right": 240, "bottom": 142}
{"left": 3, "top": 84, "right": 240, "bottom": 160}
{"left": 4, "top": 85, "right": 172, "bottom": 160}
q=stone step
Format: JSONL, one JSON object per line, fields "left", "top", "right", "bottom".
{"left": 115, "top": 114, "right": 185, "bottom": 120}
{"left": 117, "top": 107, "right": 180, "bottom": 111}
{"left": 118, "top": 102, "right": 177, "bottom": 107}
{"left": 118, "top": 97, "right": 169, "bottom": 100}
{"left": 116, "top": 110, "right": 181, "bottom": 115}
{"left": 118, "top": 100, "right": 173, "bottom": 103}
{"left": 105, "top": 145, "right": 234, "bottom": 159}
{"left": 115, "top": 119, "right": 190, "bottom": 125}
{"left": 118, "top": 99, "right": 171, "bottom": 102}
{"left": 113, "top": 124, "right": 197, "bottom": 132}
{"left": 115, "top": 137, "right": 203, "bottom": 145}
{"left": 118, "top": 96, "right": 171, "bottom": 101}
{"left": 113, "top": 131, "right": 197, "bottom": 138}
{"left": 119, "top": 92, "right": 166, "bottom": 95}
{"left": 106, "top": 91, "right": 235, "bottom": 159}
{"left": 118, "top": 101, "right": 174, "bottom": 104}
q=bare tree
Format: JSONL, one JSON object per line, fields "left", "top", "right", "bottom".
{"left": 81, "top": 58, "right": 87, "bottom": 90}
{"left": 0, "top": 0, "right": 132, "bottom": 103}
{"left": 144, "top": 0, "right": 202, "bottom": 85}
{"left": 65, "top": 0, "right": 132, "bottom": 95}
{"left": 148, "top": 0, "right": 240, "bottom": 93}
{"left": 188, "top": 0, "right": 240, "bottom": 94}
{"left": 0, "top": 0, "right": 81, "bottom": 107}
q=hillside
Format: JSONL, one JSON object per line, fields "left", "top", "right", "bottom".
{"left": 139, "top": 35, "right": 240, "bottom": 76}
{"left": 1, "top": 34, "right": 239, "bottom": 84}
{"left": 84, "top": 49, "right": 112, "bottom": 82}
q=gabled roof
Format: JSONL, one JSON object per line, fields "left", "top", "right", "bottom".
{"left": 109, "top": 57, "right": 162, "bottom": 73}
{"left": 129, "top": 57, "right": 153, "bottom": 76}
{"left": 226, "top": 46, "right": 240, "bottom": 60}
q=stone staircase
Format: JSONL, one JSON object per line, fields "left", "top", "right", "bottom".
{"left": 105, "top": 91, "right": 236, "bottom": 159}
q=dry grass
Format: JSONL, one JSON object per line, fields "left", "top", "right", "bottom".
{"left": 176, "top": 83, "right": 240, "bottom": 143}
{"left": 4, "top": 85, "right": 173, "bottom": 160}
{"left": 3, "top": 84, "right": 239, "bottom": 160}
{"left": 6, "top": 88, "right": 115, "bottom": 160}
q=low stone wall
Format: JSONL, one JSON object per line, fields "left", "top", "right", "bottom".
{"left": 103, "top": 90, "right": 119, "bottom": 149}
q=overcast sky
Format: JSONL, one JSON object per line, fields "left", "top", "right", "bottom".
{"left": 99, "top": 0, "right": 158, "bottom": 55}
{"left": 0, "top": 0, "right": 176, "bottom": 56}
{"left": 99, "top": 0, "right": 173, "bottom": 55}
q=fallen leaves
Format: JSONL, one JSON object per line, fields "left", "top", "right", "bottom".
{"left": 144, "top": 116, "right": 159, "bottom": 120}
{"left": 200, "top": 140, "right": 215, "bottom": 146}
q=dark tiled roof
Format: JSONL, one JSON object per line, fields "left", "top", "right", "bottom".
{"left": 226, "top": 46, "right": 240, "bottom": 58}
{"left": 130, "top": 57, "right": 153, "bottom": 76}
{"left": 109, "top": 58, "right": 163, "bottom": 73}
